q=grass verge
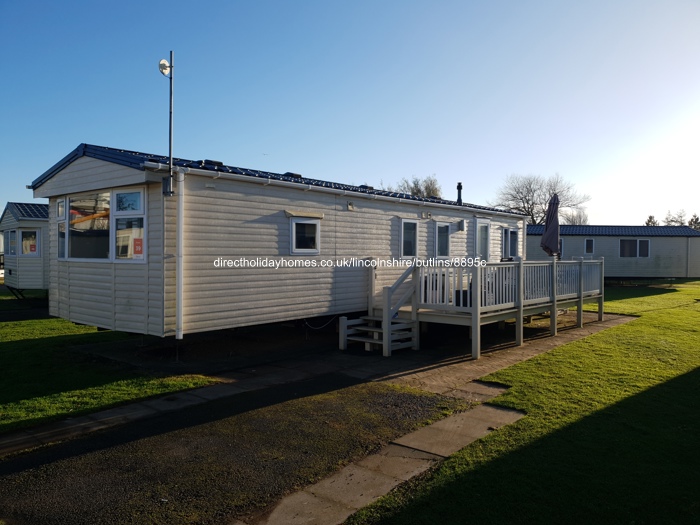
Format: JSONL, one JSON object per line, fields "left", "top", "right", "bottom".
{"left": 347, "top": 280, "right": 700, "bottom": 525}
{"left": 0, "top": 289, "right": 216, "bottom": 433}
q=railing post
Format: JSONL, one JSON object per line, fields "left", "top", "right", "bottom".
{"left": 367, "top": 257, "right": 376, "bottom": 313}
{"left": 516, "top": 258, "right": 524, "bottom": 346}
{"left": 382, "top": 286, "right": 391, "bottom": 357}
{"left": 471, "top": 266, "right": 481, "bottom": 359}
{"left": 412, "top": 265, "right": 420, "bottom": 350}
{"left": 598, "top": 257, "right": 605, "bottom": 321}
{"left": 577, "top": 258, "right": 584, "bottom": 327}
{"left": 550, "top": 256, "right": 558, "bottom": 336}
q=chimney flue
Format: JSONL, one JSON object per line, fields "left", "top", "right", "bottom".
{"left": 456, "top": 182, "right": 463, "bottom": 205}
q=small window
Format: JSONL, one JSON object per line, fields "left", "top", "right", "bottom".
{"left": 639, "top": 239, "right": 649, "bottom": 258}
{"left": 401, "top": 219, "right": 418, "bottom": 258}
{"left": 502, "top": 228, "right": 518, "bottom": 259}
{"left": 115, "top": 218, "right": 145, "bottom": 260}
{"left": 585, "top": 239, "right": 594, "bottom": 255}
{"left": 291, "top": 218, "right": 320, "bottom": 255}
{"left": 58, "top": 223, "right": 66, "bottom": 259}
{"left": 435, "top": 223, "right": 450, "bottom": 258}
{"left": 20, "top": 230, "right": 39, "bottom": 256}
{"left": 114, "top": 190, "right": 143, "bottom": 214}
{"left": 7, "top": 230, "right": 16, "bottom": 256}
{"left": 475, "top": 219, "right": 490, "bottom": 259}
{"left": 57, "top": 199, "right": 65, "bottom": 219}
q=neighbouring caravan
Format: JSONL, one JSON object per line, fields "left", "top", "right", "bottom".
{"left": 30, "top": 144, "right": 527, "bottom": 340}
{"left": 526, "top": 225, "right": 700, "bottom": 279}
{"left": 0, "top": 202, "right": 49, "bottom": 292}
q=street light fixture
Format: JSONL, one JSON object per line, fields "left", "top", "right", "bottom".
{"left": 159, "top": 51, "right": 174, "bottom": 196}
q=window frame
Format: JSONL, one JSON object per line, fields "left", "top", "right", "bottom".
{"left": 4, "top": 230, "right": 17, "bottom": 256}
{"left": 435, "top": 222, "right": 450, "bottom": 259}
{"left": 475, "top": 219, "right": 490, "bottom": 260}
{"left": 584, "top": 238, "right": 594, "bottom": 255}
{"left": 58, "top": 187, "right": 147, "bottom": 263}
{"left": 502, "top": 227, "right": 519, "bottom": 259}
{"left": 401, "top": 219, "right": 419, "bottom": 259}
{"left": 619, "top": 238, "right": 650, "bottom": 258}
{"left": 20, "top": 229, "right": 40, "bottom": 257}
{"left": 290, "top": 217, "right": 321, "bottom": 255}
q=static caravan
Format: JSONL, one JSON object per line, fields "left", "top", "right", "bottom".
{"left": 0, "top": 202, "right": 49, "bottom": 293}
{"left": 30, "top": 144, "right": 527, "bottom": 342}
{"left": 527, "top": 225, "right": 700, "bottom": 278}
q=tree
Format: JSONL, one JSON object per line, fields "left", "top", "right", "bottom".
{"left": 489, "top": 173, "right": 590, "bottom": 225}
{"left": 688, "top": 214, "right": 700, "bottom": 231}
{"left": 644, "top": 215, "right": 659, "bottom": 226}
{"left": 385, "top": 175, "right": 442, "bottom": 198}
{"left": 561, "top": 208, "right": 589, "bottom": 225}
{"left": 663, "top": 209, "right": 686, "bottom": 226}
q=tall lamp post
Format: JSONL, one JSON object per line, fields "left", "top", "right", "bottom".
{"left": 159, "top": 51, "right": 174, "bottom": 196}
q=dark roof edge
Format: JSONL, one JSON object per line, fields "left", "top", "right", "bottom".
{"left": 29, "top": 143, "right": 525, "bottom": 217}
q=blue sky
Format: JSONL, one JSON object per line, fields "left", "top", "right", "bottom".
{"left": 1, "top": 0, "right": 699, "bottom": 225}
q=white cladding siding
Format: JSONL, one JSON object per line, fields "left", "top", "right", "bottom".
{"left": 0, "top": 212, "right": 48, "bottom": 289}
{"left": 167, "top": 174, "right": 525, "bottom": 335}
{"left": 688, "top": 238, "right": 700, "bottom": 277}
{"left": 33, "top": 157, "right": 147, "bottom": 198}
{"left": 526, "top": 234, "right": 698, "bottom": 278}
{"left": 48, "top": 184, "right": 164, "bottom": 335}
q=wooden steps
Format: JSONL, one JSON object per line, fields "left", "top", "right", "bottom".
{"left": 340, "top": 315, "right": 418, "bottom": 357}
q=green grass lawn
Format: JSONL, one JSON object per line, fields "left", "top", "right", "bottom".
{"left": 348, "top": 280, "right": 700, "bottom": 525}
{"left": 0, "top": 287, "right": 217, "bottom": 433}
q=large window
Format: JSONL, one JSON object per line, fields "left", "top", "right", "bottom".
{"left": 620, "top": 239, "right": 649, "bottom": 258}
{"left": 2, "top": 230, "right": 38, "bottom": 257}
{"left": 58, "top": 188, "right": 146, "bottom": 261}
{"left": 401, "top": 219, "right": 418, "bottom": 258}
{"left": 435, "top": 223, "right": 450, "bottom": 258}
{"left": 68, "top": 192, "right": 110, "bottom": 259}
{"left": 290, "top": 218, "right": 320, "bottom": 255}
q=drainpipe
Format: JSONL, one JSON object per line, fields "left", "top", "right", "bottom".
{"left": 176, "top": 167, "right": 185, "bottom": 339}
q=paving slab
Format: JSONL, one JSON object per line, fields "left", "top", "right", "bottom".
{"left": 392, "top": 408, "right": 523, "bottom": 457}
{"left": 356, "top": 443, "right": 440, "bottom": 480}
{"left": 258, "top": 490, "right": 354, "bottom": 525}
{"left": 140, "top": 392, "right": 207, "bottom": 413}
{"left": 187, "top": 383, "right": 251, "bottom": 400}
{"left": 88, "top": 403, "right": 159, "bottom": 427}
{"left": 306, "top": 463, "right": 400, "bottom": 510}
{"left": 467, "top": 404, "right": 525, "bottom": 427}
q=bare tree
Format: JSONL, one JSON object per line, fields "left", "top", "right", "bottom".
{"left": 663, "top": 209, "right": 686, "bottom": 226}
{"left": 489, "top": 173, "right": 590, "bottom": 225}
{"left": 561, "top": 208, "right": 589, "bottom": 225}
{"left": 644, "top": 215, "right": 659, "bottom": 226}
{"left": 385, "top": 175, "right": 442, "bottom": 198}
{"left": 688, "top": 213, "right": 700, "bottom": 230}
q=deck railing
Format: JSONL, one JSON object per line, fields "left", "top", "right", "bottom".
{"left": 417, "top": 258, "right": 604, "bottom": 314}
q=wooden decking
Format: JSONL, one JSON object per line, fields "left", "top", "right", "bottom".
{"left": 339, "top": 258, "right": 604, "bottom": 359}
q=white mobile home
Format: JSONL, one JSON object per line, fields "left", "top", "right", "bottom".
{"left": 30, "top": 144, "right": 529, "bottom": 345}
{"left": 526, "top": 225, "right": 700, "bottom": 278}
{"left": 0, "top": 202, "right": 49, "bottom": 292}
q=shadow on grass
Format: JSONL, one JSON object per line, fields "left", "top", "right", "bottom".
{"left": 604, "top": 284, "right": 678, "bottom": 302}
{"left": 365, "top": 367, "right": 700, "bottom": 525}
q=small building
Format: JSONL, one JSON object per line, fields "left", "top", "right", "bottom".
{"left": 0, "top": 202, "right": 49, "bottom": 291}
{"left": 29, "top": 144, "right": 529, "bottom": 343}
{"left": 526, "top": 225, "right": 700, "bottom": 279}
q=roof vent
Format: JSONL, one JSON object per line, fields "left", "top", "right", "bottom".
{"left": 284, "top": 172, "right": 303, "bottom": 179}
{"left": 359, "top": 185, "right": 374, "bottom": 190}
{"left": 204, "top": 159, "right": 224, "bottom": 166}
